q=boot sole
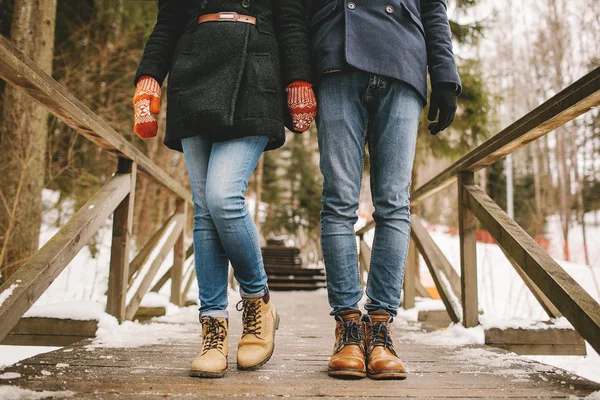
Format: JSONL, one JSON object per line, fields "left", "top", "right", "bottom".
{"left": 328, "top": 369, "right": 367, "bottom": 379}
{"left": 189, "top": 370, "right": 226, "bottom": 378}
{"left": 189, "top": 355, "right": 227, "bottom": 379}
{"left": 368, "top": 371, "right": 407, "bottom": 380}
{"left": 237, "top": 312, "right": 280, "bottom": 371}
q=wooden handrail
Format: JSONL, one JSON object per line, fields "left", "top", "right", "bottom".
{"left": 412, "top": 67, "right": 600, "bottom": 203}
{"left": 0, "top": 36, "right": 195, "bottom": 332}
{"left": 462, "top": 183, "right": 600, "bottom": 354}
{"left": 0, "top": 173, "right": 131, "bottom": 341}
{"left": 0, "top": 35, "right": 192, "bottom": 204}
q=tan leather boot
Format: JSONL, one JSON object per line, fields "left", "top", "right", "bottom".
{"left": 190, "top": 316, "right": 228, "bottom": 378}
{"left": 236, "top": 293, "right": 279, "bottom": 370}
{"left": 364, "top": 311, "right": 407, "bottom": 380}
{"left": 328, "top": 310, "right": 367, "bottom": 379}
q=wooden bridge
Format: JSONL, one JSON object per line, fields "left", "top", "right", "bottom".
{"left": 1, "top": 33, "right": 600, "bottom": 398}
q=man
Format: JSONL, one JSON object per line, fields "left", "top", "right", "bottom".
{"left": 306, "top": 0, "right": 461, "bottom": 380}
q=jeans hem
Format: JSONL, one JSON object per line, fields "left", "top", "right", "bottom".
{"left": 239, "top": 286, "right": 268, "bottom": 299}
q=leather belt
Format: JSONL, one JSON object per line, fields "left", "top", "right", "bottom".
{"left": 198, "top": 12, "right": 257, "bottom": 25}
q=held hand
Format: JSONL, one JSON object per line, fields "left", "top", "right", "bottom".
{"left": 133, "top": 76, "right": 161, "bottom": 139}
{"left": 286, "top": 81, "right": 317, "bottom": 132}
{"left": 427, "top": 83, "right": 458, "bottom": 135}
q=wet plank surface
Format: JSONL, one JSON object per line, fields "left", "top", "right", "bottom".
{"left": 1, "top": 291, "right": 599, "bottom": 399}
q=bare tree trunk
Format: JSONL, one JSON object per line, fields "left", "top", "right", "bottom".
{"left": 531, "top": 141, "right": 544, "bottom": 236}
{"left": 0, "top": 0, "right": 57, "bottom": 282}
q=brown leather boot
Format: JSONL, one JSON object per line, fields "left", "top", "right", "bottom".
{"left": 190, "top": 316, "right": 228, "bottom": 378}
{"left": 363, "top": 311, "right": 407, "bottom": 380}
{"left": 328, "top": 310, "right": 367, "bottom": 379}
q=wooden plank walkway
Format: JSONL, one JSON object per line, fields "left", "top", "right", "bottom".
{"left": 1, "top": 291, "right": 599, "bottom": 399}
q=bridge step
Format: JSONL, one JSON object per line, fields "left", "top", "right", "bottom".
{"left": 485, "top": 326, "right": 587, "bottom": 355}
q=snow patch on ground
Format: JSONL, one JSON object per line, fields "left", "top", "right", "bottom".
{"left": 89, "top": 307, "right": 199, "bottom": 349}
{"left": 480, "top": 315, "right": 574, "bottom": 330}
{"left": 401, "top": 323, "right": 485, "bottom": 346}
{"left": 23, "top": 300, "right": 104, "bottom": 321}
{"left": 0, "top": 386, "right": 74, "bottom": 400}
{"left": 0, "top": 372, "right": 21, "bottom": 380}
{"left": 0, "top": 347, "right": 60, "bottom": 368}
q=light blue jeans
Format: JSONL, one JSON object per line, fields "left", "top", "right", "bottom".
{"left": 317, "top": 70, "right": 422, "bottom": 317}
{"left": 181, "top": 135, "right": 270, "bottom": 319}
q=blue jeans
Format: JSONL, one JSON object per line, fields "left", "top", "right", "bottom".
{"left": 181, "top": 135, "right": 270, "bottom": 319}
{"left": 317, "top": 71, "right": 422, "bottom": 317}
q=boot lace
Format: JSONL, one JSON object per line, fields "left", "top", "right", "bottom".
{"left": 368, "top": 318, "right": 397, "bottom": 355}
{"left": 201, "top": 317, "right": 226, "bottom": 353}
{"left": 236, "top": 299, "right": 262, "bottom": 336}
{"left": 335, "top": 315, "right": 364, "bottom": 351}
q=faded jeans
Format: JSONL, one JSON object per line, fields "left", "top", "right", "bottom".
{"left": 317, "top": 70, "right": 422, "bottom": 317}
{"left": 181, "top": 134, "right": 270, "bottom": 319}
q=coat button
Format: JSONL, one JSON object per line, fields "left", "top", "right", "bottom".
{"left": 242, "top": 0, "right": 251, "bottom": 8}
{"left": 200, "top": 0, "right": 207, "bottom": 9}
{"left": 347, "top": 2, "right": 356, "bottom": 10}
{"left": 385, "top": 5, "right": 394, "bottom": 13}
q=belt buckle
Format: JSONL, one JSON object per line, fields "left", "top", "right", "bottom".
{"left": 218, "top": 12, "right": 238, "bottom": 21}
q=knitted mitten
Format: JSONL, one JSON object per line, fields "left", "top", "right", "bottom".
{"left": 285, "top": 81, "right": 317, "bottom": 132}
{"left": 133, "top": 76, "right": 161, "bottom": 139}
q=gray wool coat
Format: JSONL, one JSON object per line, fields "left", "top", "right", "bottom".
{"left": 135, "top": 0, "right": 313, "bottom": 152}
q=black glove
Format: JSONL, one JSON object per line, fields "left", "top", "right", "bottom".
{"left": 427, "top": 83, "right": 458, "bottom": 135}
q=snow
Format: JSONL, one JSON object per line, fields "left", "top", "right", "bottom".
{"left": 480, "top": 315, "right": 574, "bottom": 331}
{"left": 23, "top": 300, "right": 104, "bottom": 321}
{"left": 0, "top": 386, "right": 74, "bottom": 400}
{"left": 0, "top": 347, "right": 60, "bottom": 367}
{"left": 0, "top": 284, "right": 18, "bottom": 308}
{"left": 88, "top": 306, "right": 199, "bottom": 349}
{"left": 402, "top": 322, "right": 485, "bottom": 346}
{"left": 0, "top": 373, "right": 21, "bottom": 380}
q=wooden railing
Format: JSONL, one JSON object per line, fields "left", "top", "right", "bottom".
{"left": 0, "top": 35, "right": 195, "bottom": 341}
{"left": 357, "top": 67, "right": 600, "bottom": 354}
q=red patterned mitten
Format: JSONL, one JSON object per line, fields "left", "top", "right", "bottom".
{"left": 285, "top": 81, "right": 317, "bottom": 132}
{"left": 133, "top": 76, "right": 161, "bottom": 139}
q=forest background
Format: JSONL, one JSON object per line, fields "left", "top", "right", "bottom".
{"left": 0, "top": 0, "right": 599, "bottom": 283}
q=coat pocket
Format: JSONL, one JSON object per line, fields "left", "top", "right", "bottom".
{"left": 248, "top": 53, "right": 278, "bottom": 94}
{"left": 401, "top": 3, "right": 425, "bottom": 39}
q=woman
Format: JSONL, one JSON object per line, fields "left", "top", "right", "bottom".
{"left": 132, "top": 0, "right": 315, "bottom": 378}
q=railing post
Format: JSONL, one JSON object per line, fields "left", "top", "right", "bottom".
{"left": 171, "top": 199, "right": 187, "bottom": 306}
{"left": 107, "top": 158, "right": 137, "bottom": 323}
{"left": 403, "top": 237, "right": 417, "bottom": 309}
{"left": 458, "top": 171, "right": 478, "bottom": 327}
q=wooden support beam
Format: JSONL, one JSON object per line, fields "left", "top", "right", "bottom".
{"left": 463, "top": 183, "right": 600, "bottom": 354}
{"left": 170, "top": 199, "right": 187, "bottom": 306}
{"left": 411, "top": 67, "right": 600, "bottom": 203}
{"left": 415, "top": 277, "right": 431, "bottom": 298}
{"left": 403, "top": 238, "right": 417, "bottom": 309}
{"left": 0, "top": 174, "right": 130, "bottom": 342}
{"left": 485, "top": 327, "right": 586, "bottom": 356}
{"left": 182, "top": 265, "right": 196, "bottom": 303}
{"left": 106, "top": 159, "right": 137, "bottom": 323}
{"left": 497, "top": 244, "right": 562, "bottom": 319}
{"left": 125, "top": 214, "right": 185, "bottom": 320}
{"left": 128, "top": 214, "right": 178, "bottom": 285}
{"left": 410, "top": 215, "right": 461, "bottom": 323}
{"left": 458, "top": 172, "right": 479, "bottom": 327}
{"left": 150, "top": 245, "right": 193, "bottom": 293}
{"left": 0, "top": 35, "right": 192, "bottom": 203}
{"left": 1, "top": 318, "right": 98, "bottom": 346}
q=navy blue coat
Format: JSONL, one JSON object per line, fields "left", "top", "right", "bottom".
{"left": 306, "top": 0, "right": 461, "bottom": 105}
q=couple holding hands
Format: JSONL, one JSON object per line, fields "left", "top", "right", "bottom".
{"left": 132, "top": 0, "right": 460, "bottom": 380}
